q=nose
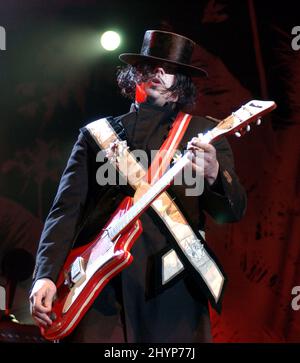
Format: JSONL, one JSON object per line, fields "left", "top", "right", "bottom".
{"left": 153, "top": 67, "right": 165, "bottom": 76}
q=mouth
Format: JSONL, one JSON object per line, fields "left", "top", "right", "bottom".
{"left": 150, "top": 77, "right": 163, "bottom": 86}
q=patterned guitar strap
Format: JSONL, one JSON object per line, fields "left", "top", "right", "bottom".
{"left": 85, "top": 112, "right": 226, "bottom": 311}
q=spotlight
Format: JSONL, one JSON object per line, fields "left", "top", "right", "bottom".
{"left": 100, "top": 31, "right": 121, "bottom": 51}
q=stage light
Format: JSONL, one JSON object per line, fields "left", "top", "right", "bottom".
{"left": 100, "top": 31, "right": 121, "bottom": 51}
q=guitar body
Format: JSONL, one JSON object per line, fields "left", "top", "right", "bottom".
{"left": 42, "top": 196, "right": 142, "bottom": 341}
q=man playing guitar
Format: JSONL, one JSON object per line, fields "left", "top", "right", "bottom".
{"left": 30, "top": 30, "right": 247, "bottom": 342}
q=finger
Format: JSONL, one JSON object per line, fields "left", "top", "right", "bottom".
{"left": 187, "top": 141, "right": 198, "bottom": 151}
{"left": 187, "top": 138, "right": 204, "bottom": 148}
{"left": 33, "top": 310, "right": 53, "bottom": 326}
{"left": 186, "top": 149, "right": 194, "bottom": 161}
{"left": 186, "top": 151, "right": 203, "bottom": 171}
{"left": 191, "top": 162, "right": 204, "bottom": 175}
{"left": 192, "top": 148, "right": 205, "bottom": 162}
{"left": 191, "top": 140, "right": 215, "bottom": 153}
{"left": 43, "top": 289, "right": 56, "bottom": 310}
{"left": 190, "top": 137, "right": 213, "bottom": 149}
{"left": 32, "top": 293, "right": 51, "bottom": 314}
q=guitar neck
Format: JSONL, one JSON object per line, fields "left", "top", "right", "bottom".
{"left": 109, "top": 151, "right": 192, "bottom": 240}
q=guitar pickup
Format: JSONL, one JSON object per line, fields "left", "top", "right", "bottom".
{"left": 70, "top": 257, "right": 86, "bottom": 285}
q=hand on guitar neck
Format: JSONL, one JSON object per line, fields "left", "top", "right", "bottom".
{"left": 184, "top": 99, "right": 278, "bottom": 186}
{"left": 187, "top": 136, "right": 220, "bottom": 186}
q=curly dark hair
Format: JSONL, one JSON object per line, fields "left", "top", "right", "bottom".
{"left": 116, "top": 63, "right": 197, "bottom": 109}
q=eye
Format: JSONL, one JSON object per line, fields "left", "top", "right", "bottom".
{"left": 162, "top": 63, "right": 176, "bottom": 75}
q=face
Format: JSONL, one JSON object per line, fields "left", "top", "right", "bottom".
{"left": 140, "top": 65, "right": 178, "bottom": 106}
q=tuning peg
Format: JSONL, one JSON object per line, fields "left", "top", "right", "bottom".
{"left": 235, "top": 132, "right": 241, "bottom": 137}
{"left": 246, "top": 125, "right": 251, "bottom": 132}
{"left": 256, "top": 118, "right": 262, "bottom": 125}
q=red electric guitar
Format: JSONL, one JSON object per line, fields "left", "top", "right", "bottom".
{"left": 42, "top": 100, "right": 276, "bottom": 340}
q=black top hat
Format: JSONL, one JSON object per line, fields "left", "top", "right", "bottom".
{"left": 119, "top": 30, "right": 207, "bottom": 77}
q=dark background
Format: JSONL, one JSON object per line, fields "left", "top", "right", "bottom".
{"left": 0, "top": 0, "right": 299, "bottom": 342}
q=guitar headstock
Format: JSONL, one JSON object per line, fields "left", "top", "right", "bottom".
{"left": 200, "top": 100, "right": 277, "bottom": 143}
